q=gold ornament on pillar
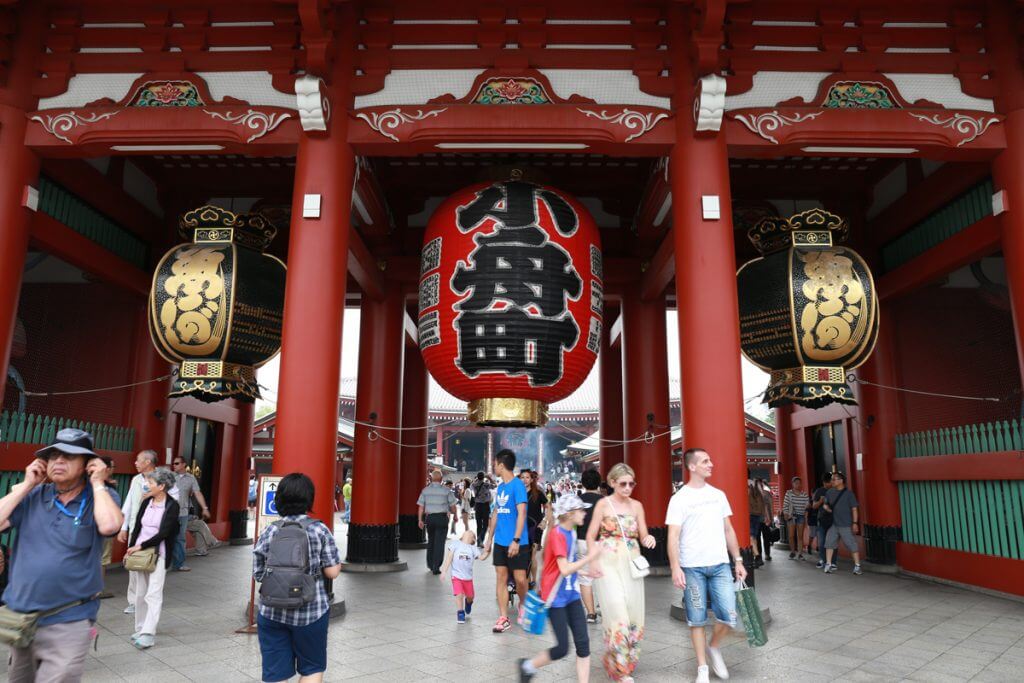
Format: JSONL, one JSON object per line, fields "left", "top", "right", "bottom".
{"left": 149, "top": 206, "right": 287, "bottom": 403}
{"left": 737, "top": 209, "right": 878, "bottom": 408}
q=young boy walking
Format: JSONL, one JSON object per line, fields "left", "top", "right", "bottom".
{"left": 439, "top": 530, "right": 489, "bottom": 623}
{"left": 518, "top": 493, "right": 603, "bottom": 682}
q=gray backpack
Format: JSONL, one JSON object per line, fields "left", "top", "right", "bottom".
{"left": 259, "top": 519, "right": 316, "bottom": 609}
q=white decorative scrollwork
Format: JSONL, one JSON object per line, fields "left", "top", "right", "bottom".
{"left": 907, "top": 112, "right": 1000, "bottom": 147}
{"left": 202, "top": 109, "right": 291, "bottom": 142}
{"left": 694, "top": 74, "right": 727, "bottom": 132}
{"left": 30, "top": 110, "right": 121, "bottom": 144}
{"left": 732, "top": 110, "right": 823, "bottom": 144}
{"left": 577, "top": 108, "right": 670, "bottom": 142}
{"left": 355, "top": 108, "right": 448, "bottom": 142}
{"left": 295, "top": 75, "right": 330, "bottom": 132}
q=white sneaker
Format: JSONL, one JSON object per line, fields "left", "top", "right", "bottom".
{"left": 123, "top": 605, "right": 135, "bottom": 614}
{"left": 695, "top": 664, "right": 711, "bottom": 683}
{"left": 707, "top": 646, "right": 730, "bottom": 679}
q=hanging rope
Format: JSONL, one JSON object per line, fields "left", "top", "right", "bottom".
{"left": 22, "top": 375, "right": 171, "bottom": 398}
{"left": 368, "top": 424, "right": 471, "bottom": 449}
{"left": 559, "top": 423, "right": 675, "bottom": 446}
{"left": 848, "top": 374, "right": 1002, "bottom": 403}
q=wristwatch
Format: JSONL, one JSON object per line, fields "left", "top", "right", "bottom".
{"left": 733, "top": 557, "right": 743, "bottom": 563}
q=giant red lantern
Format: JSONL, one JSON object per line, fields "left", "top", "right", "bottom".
{"left": 419, "top": 180, "right": 603, "bottom": 427}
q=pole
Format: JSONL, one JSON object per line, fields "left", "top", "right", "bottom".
{"left": 598, "top": 302, "right": 625, "bottom": 477}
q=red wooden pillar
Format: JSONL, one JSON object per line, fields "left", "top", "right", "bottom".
{"left": 774, "top": 405, "right": 795, "bottom": 546}
{"left": 271, "top": 87, "right": 354, "bottom": 527}
{"left": 670, "top": 64, "right": 751, "bottom": 569}
{"left": 398, "top": 339, "right": 428, "bottom": 547}
{"left": 127, "top": 307, "right": 170, "bottom": 453}
{"left": 229, "top": 400, "right": 255, "bottom": 541}
{"left": 346, "top": 287, "right": 405, "bottom": 566}
{"left": 0, "top": 4, "right": 44, "bottom": 403}
{"left": 857, "top": 308, "right": 905, "bottom": 564}
{"left": 621, "top": 290, "right": 672, "bottom": 566}
{"left": 598, "top": 302, "right": 624, "bottom": 477}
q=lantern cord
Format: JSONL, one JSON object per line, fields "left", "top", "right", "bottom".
{"left": 848, "top": 375, "right": 1001, "bottom": 403}
{"left": 351, "top": 417, "right": 463, "bottom": 431}
{"left": 559, "top": 424, "right": 675, "bottom": 446}
{"left": 368, "top": 424, "right": 471, "bottom": 449}
{"left": 22, "top": 375, "right": 172, "bottom": 398}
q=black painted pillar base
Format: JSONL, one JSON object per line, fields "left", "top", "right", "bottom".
{"left": 640, "top": 526, "right": 670, "bottom": 567}
{"left": 864, "top": 524, "right": 902, "bottom": 565}
{"left": 398, "top": 514, "right": 427, "bottom": 548}
{"left": 229, "top": 509, "right": 251, "bottom": 544}
{"left": 345, "top": 522, "right": 399, "bottom": 564}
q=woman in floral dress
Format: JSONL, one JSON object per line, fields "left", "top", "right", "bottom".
{"left": 585, "top": 463, "right": 657, "bottom": 681}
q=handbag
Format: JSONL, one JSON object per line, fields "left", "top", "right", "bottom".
{"left": 0, "top": 597, "right": 95, "bottom": 648}
{"left": 769, "top": 525, "right": 782, "bottom": 543}
{"left": 734, "top": 580, "right": 768, "bottom": 647}
{"left": 608, "top": 499, "right": 651, "bottom": 579}
{"left": 123, "top": 546, "right": 158, "bottom": 573}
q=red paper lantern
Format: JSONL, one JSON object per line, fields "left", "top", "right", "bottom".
{"left": 418, "top": 180, "right": 603, "bottom": 427}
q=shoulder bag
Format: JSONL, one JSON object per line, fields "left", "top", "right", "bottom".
{"left": 608, "top": 499, "right": 650, "bottom": 579}
{"left": 123, "top": 546, "right": 158, "bottom": 573}
{"left": 0, "top": 596, "right": 96, "bottom": 648}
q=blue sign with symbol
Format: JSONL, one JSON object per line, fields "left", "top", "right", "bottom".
{"left": 264, "top": 490, "right": 277, "bottom": 515}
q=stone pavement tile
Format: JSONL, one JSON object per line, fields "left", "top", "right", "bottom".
{"left": 833, "top": 669, "right": 898, "bottom": 682}
{"left": 122, "top": 671, "right": 193, "bottom": 683}
{"left": 857, "top": 657, "right": 920, "bottom": 678}
{"left": 83, "top": 667, "right": 126, "bottom": 682}
{"left": 792, "top": 651, "right": 863, "bottom": 677}
{"left": 916, "top": 652, "right": 990, "bottom": 679}
{"left": 902, "top": 668, "right": 972, "bottom": 682}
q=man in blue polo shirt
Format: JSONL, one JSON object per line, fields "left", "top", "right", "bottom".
{"left": 483, "top": 449, "right": 528, "bottom": 633}
{"left": 0, "top": 429, "right": 123, "bottom": 681}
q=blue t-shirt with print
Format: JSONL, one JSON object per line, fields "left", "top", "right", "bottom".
{"left": 492, "top": 476, "right": 529, "bottom": 546}
{"left": 550, "top": 526, "right": 581, "bottom": 608}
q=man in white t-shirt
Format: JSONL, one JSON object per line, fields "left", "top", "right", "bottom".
{"left": 666, "top": 448, "right": 748, "bottom": 683}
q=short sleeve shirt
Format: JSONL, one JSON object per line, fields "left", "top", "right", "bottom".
{"left": 253, "top": 515, "right": 341, "bottom": 626}
{"left": 417, "top": 483, "right": 456, "bottom": 514}
{"left": 173, "top": 473, "right": 199, "bottom": 512}
{"left": 540, "top": 526, "right": 580, "bottom": 608}
{"left": 448, "top": 540, "right": 480, "bottom": 580}
{"left": 493, "top": 477, "right": 529, "bottom": 546}
{"left": 825, "top": 488, "right": 859, "bottom": 527}
{"left": 665, "top": 483, "right": 732, "bottom": 568}
{"left": 4, "top": 484, "right": 121, "bottom": 626}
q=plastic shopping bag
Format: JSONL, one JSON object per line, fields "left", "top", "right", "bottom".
{"left": 521, "top": 590, "right": 550, "bottom": 636}
{"left": 735, "top": 580, "right": 768, "bottom": 647}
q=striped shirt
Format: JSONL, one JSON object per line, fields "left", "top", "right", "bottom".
{"left": 783, "top": 490, "right": 811, "bottom": 518}
{"left": 253, "top": 515, "right": 340, "bottom": 626}
{"left": 417, "top": 483, "right": 457, "bottom": 514}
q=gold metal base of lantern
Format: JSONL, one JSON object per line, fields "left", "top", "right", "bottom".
{"left": 764, "top": 366, "right": 855, "bottom": 409}
{"left": 467, "top": 398, "right": 549, "bottom": 428}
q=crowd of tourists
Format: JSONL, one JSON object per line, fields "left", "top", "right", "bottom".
{"left": 0, "top": 429, "right": 225, "bottom": 681}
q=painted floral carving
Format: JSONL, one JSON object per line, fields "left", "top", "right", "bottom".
{"left": 733, "top": 110, "right": 824, "bottom": 144}
{"left": 31, "top": 110, "right": 122, "bottom": 144}
{"left": 577, "top": 108, "right": 670, "bottom": 142}
{"left": 202, "top": 109, "right": 291, "bottom": 142}
{"left": 474, "top": 78, "right": 550, "bottom": 105}
{"left": 355, "top": 108, "right": 448, "bottom": 141}
{"left": 907, "top": 112, "right": 999, "bottom": 147}
{"left": 823, "top": 82, "right": 898, "bottom": 109}
{"left": 133, "top": 81, "right": 204, "bottom": 107}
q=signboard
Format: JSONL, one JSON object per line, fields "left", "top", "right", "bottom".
{"left": 256, "top": 475, "right": 282, "bottom": 536}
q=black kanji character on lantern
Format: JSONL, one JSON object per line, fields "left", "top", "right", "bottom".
{"left": 455, "top": 308, "right": 579, "bottom": 386}
{"left": 452, "top": 228, "right": 583, "bottom": 317}
{"left": 457, "top": 181, "right": 578, "bottom": 237}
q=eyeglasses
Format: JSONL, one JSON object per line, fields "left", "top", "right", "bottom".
{"left": 616, "top": 481, "right": 636, "bottom": 488}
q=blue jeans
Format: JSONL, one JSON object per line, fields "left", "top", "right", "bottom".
{"left": 257, "top": 611, "right": 329, "bottom": 681}
{"left": 172, "top": 515, "right": 189, "bottom": 570}
{"left": 816, "top": 524, "right": 828, "bottom": 562}
{"left": 682, "top": 563, "right": 737, "bottom": 628}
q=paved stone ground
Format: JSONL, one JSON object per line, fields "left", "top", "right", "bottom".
{"left": 5, "top": 518, "right": 1023, "bottom": 682}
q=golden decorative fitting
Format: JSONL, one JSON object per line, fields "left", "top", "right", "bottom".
{"left": 467, "top": 398, "right": 548, "bottom": 428}
{"left": 748, "top": 208, "right": 849, "bottom": 255}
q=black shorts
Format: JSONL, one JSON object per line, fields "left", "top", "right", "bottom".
{"left": 493, "top": 543, "right": 531, "bottom": 571}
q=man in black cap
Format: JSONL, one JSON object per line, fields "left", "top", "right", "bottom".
{"left": 0, "top": 428, "right": 124, "bottom": 682}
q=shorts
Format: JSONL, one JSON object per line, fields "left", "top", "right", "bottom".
{"left": 825, "top": 525, "right": 859, "bottom": 552}
{"left": 749, "top": 514, "right": 763, "bottom": 533}
{"left": 452, "top": 577, "right": 475, "bottom": 599}
{"left": 791, "top": 514, "right": 806, "bottom": 525}
{"left": 101, "top": 538, "right": 113, "bottom": 566}
{"left": 493, "top": 543, "right": 531, "bottom": 571}
{"left": 576, "top": 540, "right": 593, "bottom": 587}
{"left": 682, "top": 563, "right": 737, "bottom": 628}
{"left": 257, "top": 611, "right": 329, "bottom": 682}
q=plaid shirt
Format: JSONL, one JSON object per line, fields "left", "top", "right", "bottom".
{"left": 253, "top": 515, "right": 340, "bottom": 626}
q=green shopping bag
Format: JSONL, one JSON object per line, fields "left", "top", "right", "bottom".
{"left": 734, "top": 580, "right": 768, "bottom": 647}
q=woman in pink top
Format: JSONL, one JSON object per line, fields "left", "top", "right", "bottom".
{"left": 126, "top": 467, "right": 180, "bottom": 650}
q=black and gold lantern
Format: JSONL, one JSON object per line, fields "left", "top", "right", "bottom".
{"left": 738, "top": 209, "right": 878, "bottom": 408}
{"left": 149, "top": 206, "right": 286, "bottom": 403}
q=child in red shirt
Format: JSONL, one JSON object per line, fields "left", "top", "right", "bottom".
{"left": 518, "top": 494, "right": 603, "bottom": 682}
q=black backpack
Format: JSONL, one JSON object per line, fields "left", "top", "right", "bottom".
{"left": 259, "top": 519, "right": 316, "bottom": 609}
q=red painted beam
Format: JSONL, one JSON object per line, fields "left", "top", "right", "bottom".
{"left": 877, "top": 214, "right": 1001, "bottom": 301}
{"left": 30, "top": 212, "right": 149, "bottom": 295}
{"left": 897, "top": 543, "right": 1023, "bottom": 597}
{"left": 403, "top": 310, "right": 418, "bottom": 347}
{"left": 640, "top": 232, "right": 674, "bottom": 300}
{"left": 789, "top": 403, "right": 856, "bottom": 430}
{"left": 348, "top": 226, "right": 386, "bottom": 301}
{"left": 41, "top": 159, "right": 162, "bottom": 244}
{"left": 868, "top": 162, "right": 990, "bottom": 248}
{"left": 889, "top": 451, "right": 1024, "bottom": 482}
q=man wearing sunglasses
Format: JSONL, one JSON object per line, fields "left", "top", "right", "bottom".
{"left": 0, "top": 429, "right": 123, "bottom": 681}
{"left": 169, "top": 457, "right": 213, "bottom": 571}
